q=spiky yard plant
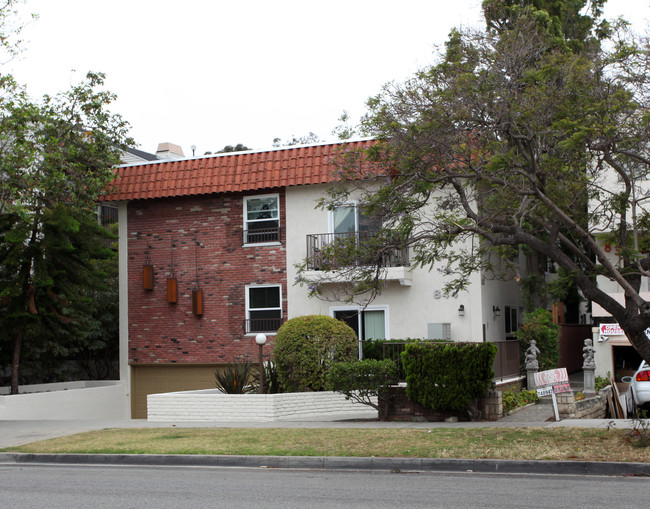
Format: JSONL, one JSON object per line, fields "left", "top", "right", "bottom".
{"left": 215, "top": 361, "right": 258, "bottom": 394}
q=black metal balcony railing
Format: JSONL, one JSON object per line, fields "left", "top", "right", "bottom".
{"left": 382, "top": 341, "right": 408, "bottom": 381}
{"left": 243, "top": 226, "right": 281, "bottom": 244}
{"left": 305, "top": 232, "right": 409, "bottom": 270}
{"left": 244, "top": 317, "right": 284, "bottom": 334}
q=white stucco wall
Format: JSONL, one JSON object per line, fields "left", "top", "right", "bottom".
{"left": 592, "top": 326, "right": 630, "bottom": 379}
{"left": 118, "top": 200, "right": 132, "bottom": 418}
{"left": 148, "top": 389, "right": 377, "bottom": 422}
{"left": 0, "top": 381, "right": 129, "bottom": 420}
{"left": 479, "top": 275, "right": 526, "bottom": 342}
{"left": 285, "top": 184, "right": 524, "bottom": 343}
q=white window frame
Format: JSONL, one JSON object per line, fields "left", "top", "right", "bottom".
{"left": 245, "top": 284, "right": 283, "bottom": 335}
{"left": 330, "top": 305, "right": 389, "bottom": 358}
{"left": 243, "top": 193, "right": 281, "bottom": 246}
{"left": 329, "top": 202, "right": 379, "bottom": 234}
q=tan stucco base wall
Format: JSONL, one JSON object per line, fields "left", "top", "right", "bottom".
{"left": 131, "top": 365, "right": 222, "bottom": 419}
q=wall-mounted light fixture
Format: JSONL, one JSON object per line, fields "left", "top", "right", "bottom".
{"left": 192, "top": 239, "right": 203, "bottom": 316}
{"left": 493, "top": 306, "right": 501, "bottom": 318}
{"left": 192, "top": 288, "right": 203, "bottom": 316}
{"left": 167, "top": 238, "right": 177, "bottom": 303}
{"left": 458, "top": 304, "right": 465, "bottom": 316}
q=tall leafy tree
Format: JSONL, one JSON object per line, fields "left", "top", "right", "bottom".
{"left": 301, "top": 2, "right": 650, "bottom": 362}
{"left": 0, "top": 71, "right": 131, "bottom": 393}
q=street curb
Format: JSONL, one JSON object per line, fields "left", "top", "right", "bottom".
{"left": 0, "top": 453, "right": 648, "bottom": 477}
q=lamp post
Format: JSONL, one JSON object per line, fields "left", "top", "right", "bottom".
{"left": 255, "top": 333, "right": 267, "bottom": 394}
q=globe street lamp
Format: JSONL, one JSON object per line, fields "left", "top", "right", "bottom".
{"left": 255, "top": 333, "right": 267, "bottom": 394}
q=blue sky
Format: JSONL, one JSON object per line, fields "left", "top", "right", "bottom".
{"left": 7, "top": 0, "right": 649, "bottom": 156}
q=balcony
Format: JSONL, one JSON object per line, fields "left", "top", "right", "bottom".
{"left": 304, "top": 232, "right": 412, "bottom": 286}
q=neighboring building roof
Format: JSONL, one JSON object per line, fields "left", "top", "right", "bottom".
{"left": 121, "top": 147, "right": 159, "bottom": 164}
{"left": 101, "top": 140, "right": 373, "bottom": 202}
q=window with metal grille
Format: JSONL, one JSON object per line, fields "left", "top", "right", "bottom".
{"left": 243, "top": 194, "right": 280, "bottom": 244}
{"left": 245, "top": 285, "right": 282, "bottom": 333}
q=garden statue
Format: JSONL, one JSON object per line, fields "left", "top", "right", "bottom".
{"left": 582, "top": 338, "right": 595, "bottom": 369}
{"left": 525, "top": 340, "right": 540, "bottom": 370}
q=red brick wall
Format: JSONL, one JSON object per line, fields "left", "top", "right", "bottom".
{"left": 127, "top": 190, "right": 287, "bottom": 365}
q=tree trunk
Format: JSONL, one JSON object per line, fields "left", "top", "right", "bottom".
{"left": 524, "top": 250, "right": 548, "bottom": 311}
{"left": 628, "top": 328, "right": 650, "bottom": 366}
{"left": 10, "top": 328, "right": 23, "bottom": 394}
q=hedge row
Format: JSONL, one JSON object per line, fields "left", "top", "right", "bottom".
{"left": 402, "top": 342, "right": 497, "bottom": 411}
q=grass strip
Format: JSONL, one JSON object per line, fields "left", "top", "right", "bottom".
{"left": 3, "top": 427, "right": 649, "bottom": 463}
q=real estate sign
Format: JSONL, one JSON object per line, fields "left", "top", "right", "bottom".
{"left": 599, "top": 323, "right": 624, "bottom": 338}
{"left": 534, "top": 367, "right": 571, "bottom": 395}
{"left": 534, "top": 367, "right": 571, "bottom": 421}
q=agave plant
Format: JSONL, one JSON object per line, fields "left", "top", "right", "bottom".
{"left": 215, "top": 360, "right": 258, "bottom": 394}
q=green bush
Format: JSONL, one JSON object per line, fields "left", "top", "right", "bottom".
{"left": 502, "top": 388, "right": 540, "bottom": 414}
{"left": 595, "top": 373, "right": 611, "bottom": 392}
{"left": 401, "top": 342, "right": 497, "bottom": 412}
{"left": 517, "top": 308, "right": 560, "bottom": 372}
{"left": 274, "top": 315, "right": 357, "bottom": 392}
{"left": 215, "top": 361, "right": 257, "bottom": 394}
{"left": 362, "top": 339, "right": 385, "bottom": 361}
{"left": 327, "top": 359, "right": 398, "bottom": 412}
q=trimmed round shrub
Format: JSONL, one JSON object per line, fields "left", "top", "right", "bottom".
{"left": 274, "top": 315, "right": 357, "bottom": 391}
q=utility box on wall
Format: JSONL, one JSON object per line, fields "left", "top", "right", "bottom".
{"left": 427, "top": 323, "right": 451, "bottom": 341}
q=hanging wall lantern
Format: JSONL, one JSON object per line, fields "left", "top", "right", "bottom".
{"left": 191, "top": 239, "right": 203, "bottom": 316}
{"left": 143, "top": 265, "right": 153, "bottom": 290}
{"left": 192, "top": 288, "right": 203, "bottom": 316}
{"left": 167, "top": 238, "right": 177, "bottom": 303}
{"left": 167, "top": 278, "right": 177, "bottom": 303}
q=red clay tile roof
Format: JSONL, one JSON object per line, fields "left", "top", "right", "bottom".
{"left": 101, "top": 140, "right": 373, "bottom": 201}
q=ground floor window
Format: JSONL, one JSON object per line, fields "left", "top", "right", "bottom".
{"left": 246, "top": 285, "right": 282, "bottom": 333}
{"left": 332, "top": 307, "right": 387, "bottom": 358}
{"left": 505, "top": 305, "right": 522, "bottom": 339}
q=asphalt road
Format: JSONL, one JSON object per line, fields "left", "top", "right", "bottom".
{"left": 1, "top": 464, "right": 649, "bottom": 509}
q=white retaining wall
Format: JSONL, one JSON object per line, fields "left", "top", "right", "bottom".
{"left": 148, "top": 390, "right": 377, "bottom": 422}
{"left": 0, "top": 380, "right": 129, "bottom": 420}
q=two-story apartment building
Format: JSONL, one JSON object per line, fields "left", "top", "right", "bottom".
{"left": 103, "top": 140, "right": 524, "bottom": 418}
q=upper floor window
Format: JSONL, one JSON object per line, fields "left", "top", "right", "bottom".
{"left": 244, "top": 194, "right": 280, "bottom": 244}
{"left": 98, "top": 204, "right": 118, "bottom": 227}
{"left": 331, "top": 204, "right": 378, "bottom": 235}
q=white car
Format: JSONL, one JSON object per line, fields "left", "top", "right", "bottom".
{"left": 624, "top": 362, "right": 650, "bottom": 416}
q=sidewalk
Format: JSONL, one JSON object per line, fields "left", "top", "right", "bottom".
{"left": 0, "top": 409, "right": 646, "bottom": 477}
{"left": 0, "top": 405, "right": 634, "bottom": 449}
